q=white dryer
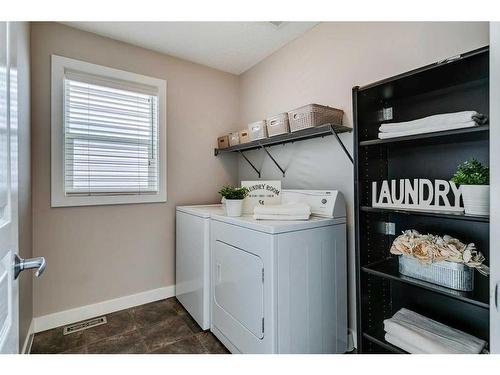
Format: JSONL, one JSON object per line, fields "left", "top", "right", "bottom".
{"left": 175, "top": 205, "right": 224, "bottom": 330}
{"left": 210, "top": 191, "right": 348, "bottom": 354}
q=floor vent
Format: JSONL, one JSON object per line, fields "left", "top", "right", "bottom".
{"left": 63, "top": 316, "right": 107, "bottom": 335}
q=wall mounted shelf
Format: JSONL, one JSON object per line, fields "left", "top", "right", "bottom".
{"left": 215, "top": 123, "right": 353, "bottom": 177}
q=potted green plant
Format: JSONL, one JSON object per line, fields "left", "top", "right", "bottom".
{"left": 451, "top": 158, "right": 489, "bottom": 216}
{"left": 218, "top": 185, "right": 249, "bottom": 217}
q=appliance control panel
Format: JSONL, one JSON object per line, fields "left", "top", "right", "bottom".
{"left": 281, "top": 189, "right": 345, "bottom": 218}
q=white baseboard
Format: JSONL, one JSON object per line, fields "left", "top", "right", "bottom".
{"left": 21, "top": 319, "right": 34, "bottom": 354}
{"left": 33, "top": 285, "right": 175, "bottom": 333}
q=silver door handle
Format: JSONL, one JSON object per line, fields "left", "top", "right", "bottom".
{"left": 14, "top": 254, "right": 46, "bottom": 279}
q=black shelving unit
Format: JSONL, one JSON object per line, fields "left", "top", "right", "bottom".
{"left": 354, "top": 46, "right": 490, "bottom": 353}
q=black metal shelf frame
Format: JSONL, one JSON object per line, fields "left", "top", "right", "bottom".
{"left": 354, "top": 46, "right": 491, "bottom": 354}
{"left": 215, "top": 123, "right": 353, "bottom": 177}
{"left": 360, "top": 206, "right": 490, "bottom": 223}
{"left": 362, "top": 257, "right": 490, "bottom": 309}
{"left": 359, "top": 125, "right": 489, "bottom": 147}
{"left": 363, "top": 329, "right": 408, "bottom": 354}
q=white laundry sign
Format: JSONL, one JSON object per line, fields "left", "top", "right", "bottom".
{"left": 241, "top": 180, "right": 281, "bottom": 214}
{"left": 372, "top": 179, "right": 464, "bottom": 213}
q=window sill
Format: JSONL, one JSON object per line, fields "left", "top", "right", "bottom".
{"left": 51, "top": 192, "right": 167, "bottom": 208}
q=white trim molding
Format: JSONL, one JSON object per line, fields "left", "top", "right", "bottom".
{"left": 347, "top": 328, "right": 357, "bottom": 352}
{"left": 21, "top": 319, "right": 34, "bottom": 354}
{"left": 50, "top": 54, "right": 167, "bottom": 207}
{"left": 33, "top": 285, "right": 175, "bottom": 333}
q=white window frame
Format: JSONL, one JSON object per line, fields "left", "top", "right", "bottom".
{"left": 51, "top": 55, "right": 167, "bottom": 207}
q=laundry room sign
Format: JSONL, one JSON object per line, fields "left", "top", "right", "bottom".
{"left": 372, "top": 179, "right": 464, "bottom": 213}
{"left": 241, "top": 180, "right": 281, "bottom": 214}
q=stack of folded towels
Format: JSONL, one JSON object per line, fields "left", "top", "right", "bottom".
{"left": 253, "top": 203, "right": 311, "bottom": 221}
{"left": 378, "top": 110, "right": 488, "bottom": 139}
{"left": 384, "top": 308, "right": 486, "bottom": 354}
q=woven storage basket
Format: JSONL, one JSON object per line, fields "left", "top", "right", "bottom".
{"left": 248, "top": 120, "right": 267, "bottom": 141}
{"left": 288, "top": 104, "right": 344, "bottom": 132}
{"left": 266, "top": 113, "right": 290, "bottom": 137}
{"left": 399, "top": 255, "right": 474, "bottom": 291}
{"left": 228, "top": 131, "right": 240, "bottom": 147}
{"left": 239, "top": 129, "right": 250, "bottom": 144}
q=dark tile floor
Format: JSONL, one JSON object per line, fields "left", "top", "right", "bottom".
{"left": 30, "top": 297, "right": 230, "bottom": 354}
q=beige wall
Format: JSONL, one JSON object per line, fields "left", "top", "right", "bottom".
{"left": 238, "top": 22, "right": 489, "bottom": 340}
{"left": 31, "top": 22, "right": 239, "bottom": 317}
{"left": 31, "top": 22, "right": 490, "bottom": 334}
{"left": 15, "top": 21, "right": 32, "bottom": 351}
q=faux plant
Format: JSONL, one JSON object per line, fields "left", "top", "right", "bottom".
{"left": 451, "top": 158, "right": 489, "bottom": 186}
{"left": 218, "top": 186, "right": 249, "bottom": 200}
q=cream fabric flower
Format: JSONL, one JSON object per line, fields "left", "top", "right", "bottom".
{"left": 389, "top": 230, "right": 489, "bottom": 275}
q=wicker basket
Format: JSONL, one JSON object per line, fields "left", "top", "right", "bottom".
{"left": 239, "top": 129, "right": 250, "bottom": 144}
{"left": 266, "top": 113, "right": 290, "bottom": 137}
{"left": 228, "top": 131, "right": 240, "bottom": 147}
{"left": 398, "top": 255, "right": 474, "bottom": 291}
{"left": 248, "top": 120, "right": 267, "bottom": 141}
{"left": 288, "top": 104, "right": 344, "bottom": 132}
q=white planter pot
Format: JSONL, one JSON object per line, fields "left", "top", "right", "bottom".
{"left": 225, "top": 199, "right": 244, "bottom": 217}
{"left": 460, "top": 185, "right": 489, "bottom": 216}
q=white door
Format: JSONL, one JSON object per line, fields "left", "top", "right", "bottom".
{"left": 0, "top": 21, "right": 19, "bottom": 354}
{"left": 213, "top": 240, "right": 264, "bottom": 339}
{"left": 490, "top": 22, "right": 500, "bottom": 354}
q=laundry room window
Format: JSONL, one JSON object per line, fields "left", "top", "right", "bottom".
{"left": 51, "top": 55, "right": 167, "bottom": 207}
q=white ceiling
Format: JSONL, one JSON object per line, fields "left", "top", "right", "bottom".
{"left": 61, "top": 22, "right": 318, "bottom": 75}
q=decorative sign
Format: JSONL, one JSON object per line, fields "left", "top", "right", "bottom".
{"left": 372, "top": 179, "right": 464, "bottom": 213}
{"left": 241, "top": 180, "right": 281, "bottom": 214}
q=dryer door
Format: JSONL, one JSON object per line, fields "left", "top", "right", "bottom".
{"left": 214, "top": 240, "right": 264, "bottom": 339}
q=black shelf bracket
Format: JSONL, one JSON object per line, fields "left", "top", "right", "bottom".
{"left": 238, "top": 150, "right": 261, "bottom": 178}
{"left": 329, "top": 124, "right": 353, "bottom": 164}
{"left": 260, "top": 144, "right": 286, "bottom": 177}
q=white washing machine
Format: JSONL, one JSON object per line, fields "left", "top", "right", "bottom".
{"left": 175, "top": 204, "right": 224, "bottom": 330}
{"left": 210, "top": 190, "right": 348, "bottom": 354}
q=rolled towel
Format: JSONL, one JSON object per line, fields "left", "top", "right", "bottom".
{"left": 253, "top": 202, "right": 311, "bottom": 216}
{"left": 378, "top": 120, "right": 478, "bottom": 139}
{"left": 383, "top": 308, "right": 486, "bottom": 354}
{"left": 379, "top": 111, "right": 487, "bottom": 133}
{"left": 253, "top": 213, "right": 310, "bottom": 221}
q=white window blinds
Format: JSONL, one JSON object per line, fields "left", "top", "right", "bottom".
{"left": 63, "top": 72, "right": 159, "bottom": 196}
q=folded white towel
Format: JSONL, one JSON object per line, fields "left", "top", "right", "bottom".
{"left": 379, "top": 111, "right": 485, "bottom": 133}
{"left": 383, "top": 308, "right": 486, "bottom": 354}
{"left": 378, "top": 120, "right": 478, "bottom": 139}
{"left": 384, "top": 333, "right": 426, "bottom": 354}
{"left": 253, "top": 213, "right": 310, "bottom": 221}
{"left": 253, "top": 202, "right": 311, "bottom": 216}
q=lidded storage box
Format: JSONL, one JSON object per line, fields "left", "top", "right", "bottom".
{"left": 239, "top": 129, "right": 250, "bottom": 144}
{"left": 266, "top": 113, "right": 290, "bottom": 137}
{"left": 229, "top": 131, "right": 240, "bottom": 147}
{"left": 288, "top": 104, "right": 344, "bottom": 132}
{"left": 248, "top": 120, "right": 267, "bottom": 141}
{"left": 398, "top": 255, "right": 474, "bottom": 292}
{"left": 217, "top": 135, "right": 229, "bottom": 149}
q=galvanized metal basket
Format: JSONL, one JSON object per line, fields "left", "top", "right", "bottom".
{"left": 398, "top": 255, "right": 474, "bottom": 291}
